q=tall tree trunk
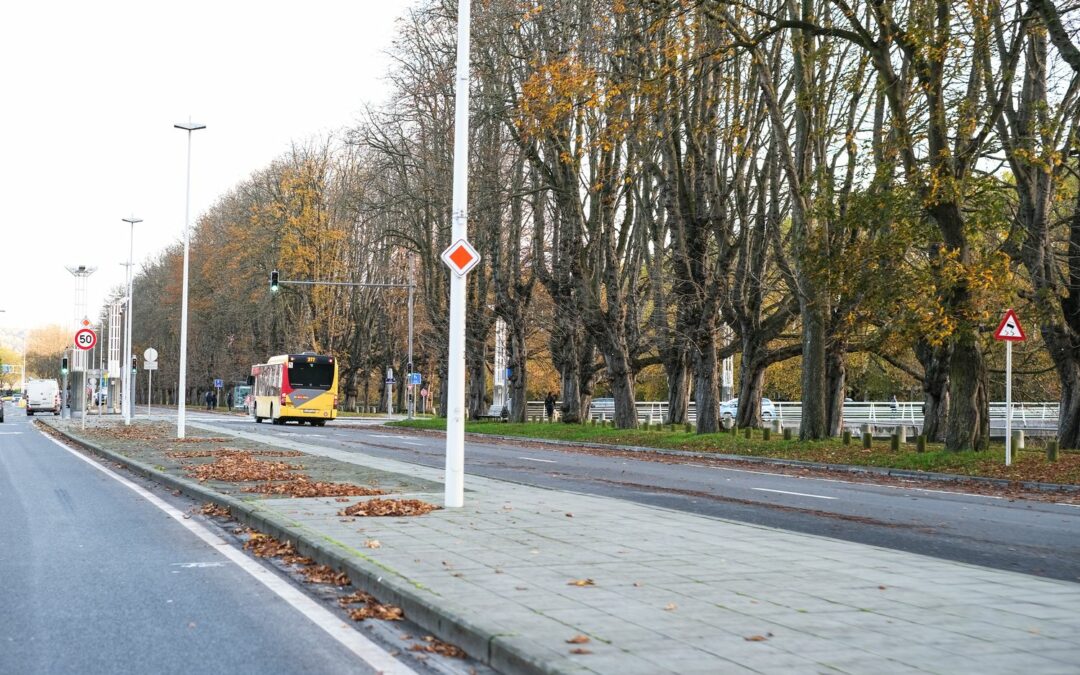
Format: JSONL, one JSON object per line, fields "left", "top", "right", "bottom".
{"left": 915, "top": 339, "right": 951, "bottom": 442}
{"left": 664, "top": 353, "right": 691, "bottom": 425}
{"left": 799, "top": 298, "right": 829, "bottom": 440}
{"left": 467, "top": 343, "right": 488, "bottom": 420}
{"left": 825, "top": 342, "right": 846, "bottom": 436}
{"left": 694, "top": 332, "right": 721, "bottom": 433}
{"left": 506, "top": 319, "right": 528, "bottom": 423}
{"left": 945, "top": 338, "right": 989, "bottom": 450}
{"left": 734, "top": 353, "right": 766, "bottom": 430}
{"left": 605, "top": 346, "right": 637, "bottom": 428}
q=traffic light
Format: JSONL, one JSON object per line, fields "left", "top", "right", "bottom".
{"left": 270, "top": 270, "right": 279, "bottom": 293}
{"left": 61, "top": 356, "right": 69, "bottom": 375}
{"left": 131, "top": 356, "right": 138, "bottom": 374}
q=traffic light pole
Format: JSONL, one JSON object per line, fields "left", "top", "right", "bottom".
{"left": 272, "top": 272, "right": 416, "bottom": 416}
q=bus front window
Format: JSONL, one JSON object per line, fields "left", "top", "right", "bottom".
{"left": 288, "top": 363, "right": 334, "bottom": 390}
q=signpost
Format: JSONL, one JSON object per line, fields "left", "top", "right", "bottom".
{"left": 144, "top": 348, "right": 158, "bottom": 419}
{"left": 74, "top": 328, "right": 97, "bottom": 352}
{"left": 993, "top": 309, "right": 1026, "bottom": 466}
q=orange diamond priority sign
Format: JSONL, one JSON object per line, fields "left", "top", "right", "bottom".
{"left": 441, "top": 239, "right": 481, "bottom": 277}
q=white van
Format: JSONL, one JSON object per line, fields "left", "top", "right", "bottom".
{"left": 26, "top": 379, "right": 60, "bottom": 416}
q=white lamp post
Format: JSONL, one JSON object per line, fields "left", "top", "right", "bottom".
{"left": 174, "top": 121, "right": 205, "bottom": 439}
{"left": 122, "top": 215, "right": 142, "bottom": 425}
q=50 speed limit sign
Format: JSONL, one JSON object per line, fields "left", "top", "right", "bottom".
{"left": 74, "top": 328, "right": 98, "bottom": 351}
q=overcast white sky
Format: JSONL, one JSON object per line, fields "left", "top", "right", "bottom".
{"left": 0, "top": 0, "right": 416, "bottom": 337}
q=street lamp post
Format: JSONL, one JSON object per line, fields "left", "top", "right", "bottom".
{"left": 122, "top": 215, "right": 142, "bottom": 425}
{"left": 174, "top": 121, "right": 205, "bottom": 439}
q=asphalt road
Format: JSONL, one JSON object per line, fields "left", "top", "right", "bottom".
{"left": 0, "top": 408, "right": 418, "bottom": 675}
{"left": 198, "top": 412, "right": 1080, "bottom": 583}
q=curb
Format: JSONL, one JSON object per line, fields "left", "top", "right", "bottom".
{"left": 39, "top": 420, "right": 568, "bottom": 675}
{"left": 394, "top": 426, "right": 1080, "bottom": 495}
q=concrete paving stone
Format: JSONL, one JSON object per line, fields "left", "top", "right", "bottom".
{"left": 930, "top": 652, "right": 1080, "bottom": 675}
{"left": 813, "top": 655, "right": 928, "bottom": 674}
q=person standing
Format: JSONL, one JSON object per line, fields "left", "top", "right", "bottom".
{"left": 544, "top": 392, "right": 556, "bottom": 421}
{"left": 227, "top": 391, "right": 234, "bottom": 410}
{"left": 205, "top": 390, "right": 213, "bottom": 411}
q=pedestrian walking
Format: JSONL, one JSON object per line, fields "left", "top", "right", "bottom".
{"left": 890, "top": 394, "right": 899, "bottom": 415}
{"left": 544, "top": 392, "right": 556, "bottom": 421}
{"left": 227, "top": 391, "right": 234, "bottom": 410}
{"left": 205, "top": 390, "right": 213, "bottom": 411}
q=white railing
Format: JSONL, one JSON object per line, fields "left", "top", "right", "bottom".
{"left": 517, "top": 400, "right": 1060, "bottom": 434}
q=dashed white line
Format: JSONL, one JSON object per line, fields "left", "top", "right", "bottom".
{"left": 40, "top": 431, "right": 417, "bottom": 675}
{"left": 402, "top": 441, "right": 424, "bottom": 447}
{"left": 518, "top": 456, "right": 556, "bottom": 464}
{"left": 752, "top": 487, "right": 837, "bottom": 500}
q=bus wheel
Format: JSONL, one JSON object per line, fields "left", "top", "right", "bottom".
{"left": 315, "top": 420, "right": 327, "bottom": 427}
{"left": 254, "top": 415, "right": 263, "bottom": 423}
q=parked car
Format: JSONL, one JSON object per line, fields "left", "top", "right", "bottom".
{"left": 25, "top": 379, "right": 61, "bottom": 416}
{"left": 719, "top": 397, "right": 777, "bottom": 421}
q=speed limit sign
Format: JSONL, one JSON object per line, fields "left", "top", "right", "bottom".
{"left": 74, "top": 328, "right": 98, "bottom": 351}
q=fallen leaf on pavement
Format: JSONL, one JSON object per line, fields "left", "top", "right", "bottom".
{"left": 664, "top": 602, "right": 677, "bottom": 611}
{"left": 409, "top": 636, "right": 466, "bottom": 658}
{"left": 364, "top": 539, "right": 381, "bottom": 549}
{"left": 299, "top": 564, "right": 350, "bottom": 587}
{"left": 569, "top": 648, "right": 592, "bottom": 655}
{"left": 744, "top": 634, "right": 770, "bottom": 642}
{"left": 199, "top": 503, "right": 231, "bottom": 518}
{"left": 566, "top": 635, "right": 590, "bottom": 644}
{"left": 568, "top": 578, "right": 595, "bottom": 587}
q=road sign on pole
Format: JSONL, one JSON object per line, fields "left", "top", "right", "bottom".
{"left": 74, "top": 328, "right": 97, "bottom": 351}
{"left": 441, "top": 239, "right": 480, "bottom": 277}
{"left": 994, "top": 309, "right": 1026, "bottom": 467}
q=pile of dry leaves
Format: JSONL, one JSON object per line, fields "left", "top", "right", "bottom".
{"left": 185, "top": 450, "right": 303, "bottom": 482}
{"left": 199, "top": 502, "right": 231, "bottom": 518}
{"left": 338, "top": 498, "right": 440, "bottom": 517}
{"left": 409, "top": 636, "right": 467, "bottom": 659}
{"left": 241, "top": 477, "right": 385, "bottom": 498}
{"left": 339, "top": 590, "right": 404, "bottom": 621}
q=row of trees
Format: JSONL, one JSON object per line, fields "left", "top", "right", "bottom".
{"left": 109, "top": 0, "right": 1080, "bottom": 450}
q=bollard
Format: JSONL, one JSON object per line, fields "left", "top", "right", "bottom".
{"left": 842, "top": 430, "right": 851, "bottom": 445}
{"left": 731, "top": 424, "right": 738, "bottom": 436}
{"left": 862, "top": 432, "right": 872, "bottom": 449}
{"left": 917, "top": 435, "right": 926, "bottom": 453}
{"left": 895, "top": 426, "right": 909, "bottom": 443}
{"left": 743, "top": 427, "right": 752, "bottom": 439}
{"left": 783, "top": 427, "right": 792, "bottom": 441}
{"left": 1047, "top": 440, "right": 1059, "bottom": 462}
{"left": 890, "top": 433, "right": 900, "bottom": 452}
{"left": 684, "top": 422, "right": 693, "bottom": 433}
{"left": 762, "top": 427, "right": 771, "bottom": 441}
{"left": 772, "top": 419, "right": 782, "bottom": 433}
{"left": 1012, "top": 430, "right": 1025, "bottom": 450}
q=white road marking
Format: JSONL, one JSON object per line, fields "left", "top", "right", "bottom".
{"left": 402, "top": 441, "right": 424, "bottom": 447}
{"left": 171, "top": 562, "right": 228, "bottom": 568}
{"left": 0, "top": 431, "right": 24, "bottom": 435}
{"left": 371, "top": 434, "right": 407, "bottom": 440}
{"left": 41, "top": 431, "right": 417, "bottom": 675}
{"left": 518, "top": 456, "right": 556, "bottom": 464}
{"left": 752, "top": 487, "right": 837, "bottom": 500}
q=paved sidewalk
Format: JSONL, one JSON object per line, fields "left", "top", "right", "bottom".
{"left": 182, "top": 421, "right": 1080, "bottom": 675}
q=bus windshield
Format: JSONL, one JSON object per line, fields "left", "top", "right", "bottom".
{"left": 288, "top": 362, "right": 334, "bottom": 390}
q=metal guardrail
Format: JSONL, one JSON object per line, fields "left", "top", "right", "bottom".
{"left": 521, "top": 400, "right": 1061, "bottom": 435}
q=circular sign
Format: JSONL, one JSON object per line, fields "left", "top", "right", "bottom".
{"left": 144, "top": 347, "right": 158, "bottom": 362}
{"left": 420, "top": 388, "right": 429, "bottom": 398}
{"left": 74, "top": 328, "right": 98, "bottom": 351}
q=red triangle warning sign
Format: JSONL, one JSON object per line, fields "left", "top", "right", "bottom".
{"left": 993, "top": 309, "right": 1026, "bottom": 342}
